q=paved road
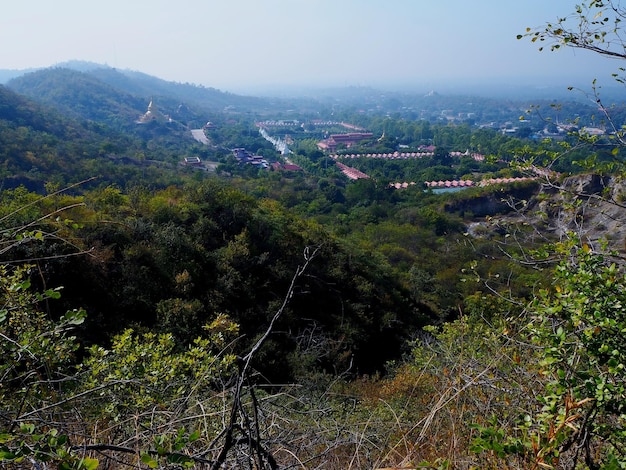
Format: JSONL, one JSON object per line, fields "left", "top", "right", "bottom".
{"left": 191, "top": 129, "right": 210, "bottom": 145}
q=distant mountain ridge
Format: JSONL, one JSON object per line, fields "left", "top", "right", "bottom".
{"left": 0, "top": 68, "right": 37, "bottom": 84}
{"left": 2, "top": 61, "right": 616, "bottom": 146}
{"left": 3, "top": 62, "right": 277, "bottom": 127}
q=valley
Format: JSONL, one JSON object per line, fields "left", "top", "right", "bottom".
{"left": 1, "top": 60, "right": 625, "bottom": 469}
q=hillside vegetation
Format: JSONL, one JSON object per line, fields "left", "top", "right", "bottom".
{"left": 1, "top": 39, "right": 626, "bottom": 468}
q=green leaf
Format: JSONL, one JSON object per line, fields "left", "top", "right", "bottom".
{"left": 140, "top": 453, "right": 158, "bottom": 468}
{"left": 44, "top": 288, "right": 62, "bottom": 300}
{"left": 19, "top": 424, "right": 35, "bottom": 434}
{"left": 62, "top": 309, "right": 86, "bottom": 325}
{"left": 78, "top": 457, "right": 99, "bottom": 470}
{"left": 0, "top": 450, "right": 17, "bottom": 461}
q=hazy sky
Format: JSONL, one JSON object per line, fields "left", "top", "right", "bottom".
{"left": 0, "top": 1, "right": 621, "bottom": 93}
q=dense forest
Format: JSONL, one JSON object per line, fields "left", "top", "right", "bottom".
{"left": 2, "top": 5, "right": 626, "bottom": 469}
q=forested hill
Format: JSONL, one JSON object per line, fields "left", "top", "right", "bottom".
{"left": 0, "top": 83, "right": 97, "bottom": 190}
{"left": 0, "top": 83, "right": 85, "bottom": 137}
{"left": 7, "top": 68, "right": 180, "bottom": 127}
{"left": 0, "top": 83, "right": 197, "bottom": 190}
{"left": 6, "top": 64, "right": 280, "bottom": 120}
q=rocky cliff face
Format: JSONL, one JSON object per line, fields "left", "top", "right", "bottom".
{"left": 444, "top": 184, "right": 539, "bottom": 218}
{"left": 533, "top": 174, "right": 626, "bottom": 250}
{"left": 464, "top": 174, "right": 626, "bottom": 253}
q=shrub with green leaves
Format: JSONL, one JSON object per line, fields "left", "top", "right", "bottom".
{"left": 469, "top": 242, "right": 626, "bottom": 469}
{"left": 80, "top": 315, "right": 239, "bottom": 419}
{"left": 0, "top": 264, "right": 90, "bottom": 468}
{"left": 523, "top": 243, "right": 626, "bottom": 469}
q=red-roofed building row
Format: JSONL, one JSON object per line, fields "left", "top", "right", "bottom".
{"left": 256, "top": 119, "right": 300, "bottom": 128}
{"left": 331, "top": 150, "right": 485, "bottom": 161}
{"left": 335, "top": 162, "right": 370, "bottom": 180}
{"left": 423, "top": 177, "right": 535, "bottom": 189}
{"left": 425, "top": 180, "right": 475, "bottom": 188}
{"left": 332, "top": 151, "right": 434, "bottom": 159}
{"left": 389, "top": 182, "right": 418, "bottom": 189}
{"left": 478, "top": 177, "right": 534, "bottom": 186}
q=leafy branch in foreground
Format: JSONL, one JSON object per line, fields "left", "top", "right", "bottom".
{"left": 0, "top": 178, "right": 97, "bottom": 265}
{"left": 208, "top": 245, "right": 321, "bottom": 470}
{"left": 519, "top": 1, "right": 626, "bottom": 62}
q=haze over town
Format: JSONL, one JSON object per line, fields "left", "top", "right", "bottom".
{"left": 1, "top": 1, "right": 621, "bottom": 95}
